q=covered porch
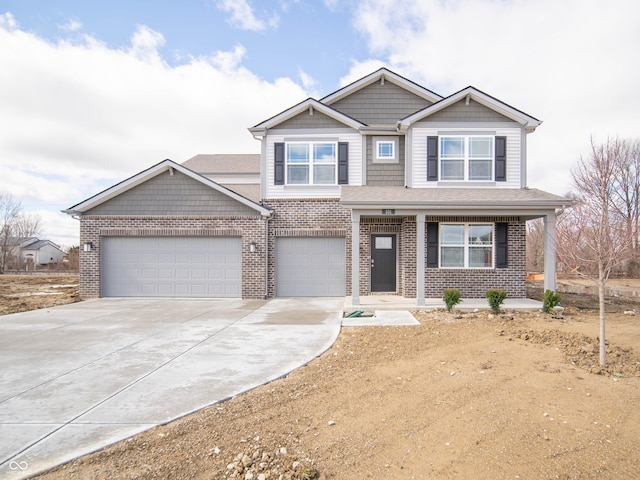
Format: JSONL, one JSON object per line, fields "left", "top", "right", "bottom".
{"left": 341, "top": 186, "right": 570, "bottom": 308}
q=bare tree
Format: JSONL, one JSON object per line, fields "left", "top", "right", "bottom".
{"left": 0, "top": 193, "right": 22, "bottom": 273}
{"left": 557, "top": 137, "right": 632, "bottom": 366}
{"left": 610, "top": 139, "right": 640, "bottom": 276}
{"left": 526, "top": 218, "right": 545, "bottom": 273}
{"left": 13, "top": 211, "right": 43, "bottom": 238}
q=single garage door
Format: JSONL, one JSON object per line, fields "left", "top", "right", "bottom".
{"left": 101, "top": 237, "right": 241, "bottom": 297}
{"left": 275, "top": 237, "right": 345, "bottom": 296}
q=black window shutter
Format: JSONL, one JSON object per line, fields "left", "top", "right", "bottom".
{"left": 274, "top": 142, "right": 285, "bottom": 185}
{"left": 495, "top": 136, "right": 507, "bottom": 182}
{"left": 338, "top": 142, "right": 349, "bottom": 185}
{"left": 427, "top": 136, "right": 438, "bottom": 181}
{"left": 496, "top": 222, "right": 508, "bottom": 268}
{"left": 427, "top": 222, "right": 439, "bottom": 268}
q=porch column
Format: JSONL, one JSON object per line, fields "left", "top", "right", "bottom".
{"left": 543, "top": 210, "right": 557, "bottom": 292}
{"left": 416, "top": 213, "right": 426, "bottom": 306}
{"left": 351, "top": 211, "right": 360, "bottom": 306}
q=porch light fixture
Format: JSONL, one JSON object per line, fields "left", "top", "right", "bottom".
{"left": 249, "top": 242, "right": 257, "bottom": 253}
{"left": 83, "top": 242, "right": 93, "bottom": 252}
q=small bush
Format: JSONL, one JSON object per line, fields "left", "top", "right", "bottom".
{"left": 486, "top": 289, "right": 507, "bottom": 313}
{"left": 542, "top": 289, "right": 562, "bottom": 313}
{"left": 443, "top": 288, "right": 462, "bottom": 312}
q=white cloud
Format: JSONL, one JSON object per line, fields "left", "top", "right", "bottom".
{"left": 216, "top": 0, "right": 279, "bottom": 31}
{"left": 58, "top": 18, "right": 83, "bottom": 32}
{"left": 298, "top": 68, "right": 319, "bottom": 96}
{"left": 348, "top": 0, "right": 640, "bottom": 195}
{"left": 0, "top": 11, "right": 17, "bottom": 29}
{"left": 0, "top": 20, "right": 308, "bottom": 246}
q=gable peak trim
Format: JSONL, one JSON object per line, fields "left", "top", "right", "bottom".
{"left": 320, "top": 67, "right": 443, "bottom": 105}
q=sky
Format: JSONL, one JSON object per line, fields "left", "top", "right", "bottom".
{"left": 1, "top": 0, "right": 639, "bottom": 248}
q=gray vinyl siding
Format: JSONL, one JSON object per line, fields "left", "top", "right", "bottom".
{"left": 85, "top": 170, "right": 258, "bottom": 216}
{"left": 366, "top": 137, "right": 405, "bottom": 186}
{"left": 277, "top": 110, "right": 348, "bottom": 129}
{"left": 330, "top": 81, "right": 433, "bottom": 124}
{"left": 421, "top": 99, "right": 513, "bottom": 123}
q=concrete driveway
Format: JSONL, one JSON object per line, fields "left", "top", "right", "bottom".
{"left": 0, "top": 297, "right": 343, "bottom": 479}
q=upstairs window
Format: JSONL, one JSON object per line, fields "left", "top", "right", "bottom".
{"left": 440, "top": 136, "right": 494, "bottom": 181}
{"left": 286, "top": 142, "right": 337, "bottom": 185}
{"left": 440, "top": 223, "right": 493, "bottom": 268}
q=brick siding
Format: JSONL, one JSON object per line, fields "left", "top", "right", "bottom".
{"left": 78, "top": 209, "right": 527, "bottom": 301}
{"left": 79, "top": 215, "right": 267, "bottom": 299}
{"left": 424, "top": 219, "right": 526, "bottom": 298}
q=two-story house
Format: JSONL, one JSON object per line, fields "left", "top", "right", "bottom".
{"left": 65, "top": 68, "right": 568, "bottom": 306}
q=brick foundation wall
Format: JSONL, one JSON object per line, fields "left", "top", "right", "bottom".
{"left": 78, "top": 215, "right": 267, "bottom": 299}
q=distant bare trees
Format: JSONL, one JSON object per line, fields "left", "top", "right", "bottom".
{"left": 0, "top": 193, "right": 43, "bottom": 273}
{"left": 555, "top": 137, "right": 636, "bottom": 366}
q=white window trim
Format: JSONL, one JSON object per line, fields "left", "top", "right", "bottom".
{"left": 439, "top": 222, "right": 494, "bottom": 269}
{"left": 439, "top": 135, "right": 494, "bottom": 182}
{"left": 373, "top": 136, "right": 398, "bottom": 163}
{"left": 285, "top": 141, "right": 338, "bottom": 185}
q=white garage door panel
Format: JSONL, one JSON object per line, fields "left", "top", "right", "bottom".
{"left": 276, "top": 237, "right": 345, "bottom": 297}
{"left": 102, "top": 237, "right": 241, "bottom": 297}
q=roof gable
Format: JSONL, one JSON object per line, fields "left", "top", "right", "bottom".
{"left": 321, "top": 68, "right": 442, "bottom": 106}
{"left": 249, "top": 98, "right": 364, "bottom": 135}
{"left": 63, "top": 159, "right": 271, "bottom": 217}
{"left": 328, "top": 79, "right": 435, "bottom": 125}
{"left": 399, "top": 86, "right": 542, "bottom": 132}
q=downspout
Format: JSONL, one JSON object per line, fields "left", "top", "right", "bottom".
{"left": 264, "top": 214, "right": 272, "bottom": 299}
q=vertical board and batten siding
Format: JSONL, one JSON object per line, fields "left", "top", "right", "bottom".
{"left": 410, "top": 125, "right": 523, "bottom": 189}
{"left": 264, "top": 131, "right": 362, "bottom": 199}
{"left": 327, "top": 81, "right": 433, "bottom": 124}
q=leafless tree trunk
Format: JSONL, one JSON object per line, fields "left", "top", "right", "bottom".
{"left": 0, "top": 193, "right": 22, "bottom": 273}
{"left": 556, "top": 137, "right": 632, "bottom": 367}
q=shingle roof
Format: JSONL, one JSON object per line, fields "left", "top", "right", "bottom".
{"left": 182, "top": 154, "right": 260, "bottom": 174}
{"left": 341, "top": 186, "right": 569, "bottom": 209}
{"left": 220, "top": 184, "right": 261, "bottom": 203}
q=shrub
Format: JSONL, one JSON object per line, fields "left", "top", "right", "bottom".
{"left": 486, "top": 289, "right": 507, "bottom": 313}
{"left": 443, "top": 288, "right": 462, "bottom": 312}
{"left": 542, "top": 289, "right": 562, "bottom": 313}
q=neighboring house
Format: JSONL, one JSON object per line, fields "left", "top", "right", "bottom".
{"left": 3, "top": 237, "right": 65, "bottom": 269}
{"left": 64, "top": 68, "right": 568, "bottom": 305}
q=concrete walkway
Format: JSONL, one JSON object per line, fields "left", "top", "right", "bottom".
{"left": 344, "top": 295, "right": 543, "bottom": 312}
{"left": 0, "top": 297, "right": 343, "bottom": 479}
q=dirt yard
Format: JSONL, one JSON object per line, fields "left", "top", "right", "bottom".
{"left": 0, "top": 274, "right": 79, "bottom": 315}
{"left": 1, "top": 275, "right": 638, "bottom": 479}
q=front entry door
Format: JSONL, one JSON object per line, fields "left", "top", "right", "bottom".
{"left": 371, "top": 234, "right": 397, "bottom": 292}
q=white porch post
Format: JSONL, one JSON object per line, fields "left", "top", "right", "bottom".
{"left": 543, "top": 210, "right": 557, "bottom": 292}
{"left": 416, "top": 213, "right": 426, "bottom": 306}
{"left": 351, "top": 211, "right": 360, "bottom": 306}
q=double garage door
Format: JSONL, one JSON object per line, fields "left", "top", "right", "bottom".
{"left": 275, "top": 237, "right": 345, "bottom": 297}
{"left": 101, "top": 237, "right": 241, "bottom": 297}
